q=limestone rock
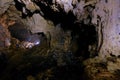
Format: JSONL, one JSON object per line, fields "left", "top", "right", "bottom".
{"left": 0, "top": 0, "right": 14, "bottom": 15}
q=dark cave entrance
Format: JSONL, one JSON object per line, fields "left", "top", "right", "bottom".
{"left": 14, "top": 1, "right": 98, "bottom": 60}
{"left": 13, "top": 0, "right": 98, "bottom": 60}
{"left": 33, "top": 2, "right": 98, "bottom": 58}
{"left": 40, "top": 8, "right": 98, "bottom": 59}
{"left": 0, "top": 1, "right": 98, "bottom": 80}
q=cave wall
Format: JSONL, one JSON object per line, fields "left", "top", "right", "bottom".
{"left": 0, "top": 0, "right": 14, "bottom": 15}
{"left": 1, "top": 0, "right": 120, "bottom": 57}
{"left": 91, "top": 0, "right": 120, "bottom": 57}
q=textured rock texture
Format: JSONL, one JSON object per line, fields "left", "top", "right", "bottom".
{"left": 94, "top": 0, "right": 120, "bottom": 57}
{"left": 0, "top": 0, "right": 14, "bottom": 15}
{"left": 0, "top": 24, "right": 11, "bottom": 47}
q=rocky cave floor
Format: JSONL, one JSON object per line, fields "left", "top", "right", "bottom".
{"left": 0, "top": 0, "right": 120, "bottom": 80}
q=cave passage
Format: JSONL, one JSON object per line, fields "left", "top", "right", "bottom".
{"left": 0, "top": 0, "right": 99, "bottom": 80}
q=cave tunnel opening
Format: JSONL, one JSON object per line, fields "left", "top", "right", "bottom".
{"left": 33, "top": 1, "right": 98, "bottom": 59}
{"left": 42, "top": 8, "right": 97, "bottom": 59}
{"left": 71, "top": 23, "right": 97, "bottom": 59}
{"left": 13, "top": 0, "right": 98, "bottom": 58}
{"left": 0, "top": 1, "right": 98, "bottom": 80}
{"left": 30, "top": 1, "right": 98, "bottom": 59}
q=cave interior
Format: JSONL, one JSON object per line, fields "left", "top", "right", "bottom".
{"left": 0, "top": 0, "right": 120, "bottom": 80}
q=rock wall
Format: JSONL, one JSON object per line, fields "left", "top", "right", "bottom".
{"left": 0, "top": 0, "right": 14, "bottom": 15}
{"left": 91, "top": 0, "right": 120, "bottom": 57}
{"left": 1, "top": 0, "right": 119, "bottom": 56}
